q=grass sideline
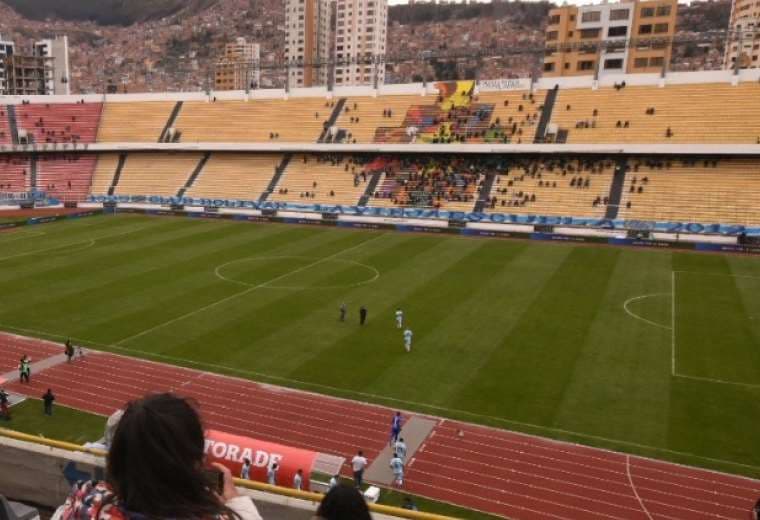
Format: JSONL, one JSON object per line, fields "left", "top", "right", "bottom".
{"left": 1, "top": 214, "right": 760, "bottom": 482}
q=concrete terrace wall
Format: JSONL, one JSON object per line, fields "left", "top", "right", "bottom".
{"left": 0, "top": 68, "right": 758, "bottom": 106}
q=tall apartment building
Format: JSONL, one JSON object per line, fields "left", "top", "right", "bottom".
{"left": 543, "top": 0, "right": 677, "bottom": 78}
{"left": 34, "top": 36, "right": 70, "bottom": 95}
{"left": 0, "top": 34, "right": 14, "bottom": 94}
{"left": 0, "top": 35, "right": 70, "bottom": 95}
{"left": 215, "top": 37, "right": 261, "bottom": 91}
{"left": 284, "top": 0, "right": 333, "bottom": 88}
{"left": 333, "top": 0, "right": 388, "bottom": 86}
{"left": 724, "top": 0, "right": 760, "bottom": 69}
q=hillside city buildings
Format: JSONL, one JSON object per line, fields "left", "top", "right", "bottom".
{"left": 543, "top": 0, "right": 678, "bottom": 77}
{"left": 724, "top": 0, "right": 760, "bottom": 69}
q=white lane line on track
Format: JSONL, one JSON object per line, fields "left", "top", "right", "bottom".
{"left": 627, "top": 455, "right": 654, "bottom": 520}
{"left": 622, "top": 293, "right": 672, "bottom": 331}
{"left": 115, "top": 232, "right": 386, "bottom": 346}
{"left": 4, "top": 321, "right": 760, "bottom": 478}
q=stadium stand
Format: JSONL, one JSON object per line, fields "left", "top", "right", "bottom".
{"left": 15, "top": 102, "right": 102, "bottom": 144}
{"left": 113, "top": 153, "right": 203, "bottom": 196}
{"left": 0, "top": 155, "right": 31, "bottom": 193}
{"left": 550, "top": 83, "right": 760, "bottom": 144}
{"left": 35, "top": 154, "right": 98, "bottom": 202}
{"left": 269, "top": 154, "right": 370, "bottom": 205}
{"left": 89, "top": 153, "right": 121, "bottom": 196}
{"left": 0, "top": 107, "right": 11, "bottom": 145}
{"left": 185, "top": 153, "right": 281, "bottom": 201}
{"left": 173, "top": 99, "right": 328, "bottom": 142}
{"left": 484, "top": 157, "right": 616, "bottom": 218}
{"left": 369, "top": 156, "right": 488, "bottom": 211}
{"left": 618, "top": 158, "right": 760, "bottom": 225}
{"left": 97, "top": 102, "right": 176, "bottom": 143}
{"left": 334, "top": 95, "right": 420, "bottom": 143}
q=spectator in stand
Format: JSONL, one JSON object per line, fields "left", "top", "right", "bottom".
{"left": 57, "top": 393, "right": 262, "bottom": 519}
{"left": 328, "top": 474, "right": 340, "bottom": 491}
{"left": 42, "top": 388, "right": 55, "bottom": 416}
{"left": 313, "top": 484, "right": 371, "bottom": 520}
{"left": 351, "top": 450, "right": 368, "bottom": 488}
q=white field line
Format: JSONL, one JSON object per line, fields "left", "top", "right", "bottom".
{"left": 3, "top": 322, "right": 760, "bottom": 477}
{"left": 0, "top": 224, "right": 154, "bottom": 262}
{"left": 114, "top": 233, "right": 387, "bottom": 346}
{"left": 622, "top": 293, "right": 672, "bottom": 331}
{"left": 0, "top": 230, "right": 46, "bottom": 242}
{"left": 214, "top": 255, "right": 380, "bottom": 290}
{"left": 627, "top": 455, "right": 654, "bottom": 520}
{"left": 671, "top": 270, "right": 760, "bottom": 388}
{"left": 672, "top": 271, "right": 677, "bottom": 375}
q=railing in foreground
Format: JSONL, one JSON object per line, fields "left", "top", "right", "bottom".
{"left": 0, "top": 428, "right": 458, "bottom": 520}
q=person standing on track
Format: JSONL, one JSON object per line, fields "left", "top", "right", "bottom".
{"left": 293, "top": 469, "right": 303, "bottom": 491}
{"left": 19, "top": 355, "right": 31, "bottom": 384}
{"left": 65, "top": 339, "right": 74, "bottom": 363}
{"left": 267, "top": 462, "right": 279, "bottom": 486}
{"left": 240, "top": 458, "right": 251, "bottom": 480}
{"left": 389, "top": 452, "right": 404, "bottom": 488}
{"left": 351, "top": 450, "right": 368, "bottom": 489}
{"left": 42, "top": 388, "right": 55, "bottom": 416}
{"left": 359, "top": 306, "right": 368, "bottom": 326}
{"left": 390, "top": 412, "right": 403, "bottom": 445}
{"left": 393, "top": 437, "right": 407, "bottom": 464}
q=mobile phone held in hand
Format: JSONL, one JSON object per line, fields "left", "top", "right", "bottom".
{"left": 202, "top": 468, "right": 224, "bottom": 495}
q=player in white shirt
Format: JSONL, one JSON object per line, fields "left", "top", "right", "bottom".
{"left": 395, "top": 308, "right": 404, "bottom": 329}
{"left": 403, "top": 328, "right": 413, "bottom": 352}
{"left": 393, "top": 437, "right": 408, "bottom": 463}
{"left": 293, "top": 469, "right": 303, "bottom": 491}
{"left": 389, "top": 453, "right": 404, "bottom": 488}
{"left": 351, "top": 450, "right": 368, "bottom": 488}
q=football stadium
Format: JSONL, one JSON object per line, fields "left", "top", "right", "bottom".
{"left": 2, "top": 0, "right": 760, "bottom": 518}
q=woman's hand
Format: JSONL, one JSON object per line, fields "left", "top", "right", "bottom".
{"left": 211, "top": 462, "right": 239, "bottom": 502}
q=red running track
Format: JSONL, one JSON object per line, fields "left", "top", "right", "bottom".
{"left": 2, "top": 332, "right": 760, "bottom": 519}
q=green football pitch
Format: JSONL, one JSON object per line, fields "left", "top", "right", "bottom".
{"left": 2, "top": 214, "right": 760, "bottom": 478}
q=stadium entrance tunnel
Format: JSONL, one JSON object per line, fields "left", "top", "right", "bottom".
{"left": 214, "top": 255, "right": 380, "bottom": 290}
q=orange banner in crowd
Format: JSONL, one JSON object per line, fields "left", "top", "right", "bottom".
{"left": 204, "top": 429, "right": 317, "bottom": 490}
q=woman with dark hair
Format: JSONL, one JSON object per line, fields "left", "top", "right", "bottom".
{"left": 57, "top": 393, "right": 262, "bottom": 520}
{"left": 313, "top": 484, "right": 372, "bottom": 520}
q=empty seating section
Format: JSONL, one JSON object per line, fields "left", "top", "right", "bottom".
{"left": 336, "top": 96, "right": 420, "bottom": 143}
{"left": 269, "top": 154, "right": 369, "bottom": 205}
{"left": 0, "top": 107, "right": 10, "bottom": 145}
{"left": 15, "top": 103, "right": 102, "bottom": 144}
{"left": 551, "top": 83, "right": 760, "bottom": 144}
{"left": 115, "top": 153, "right": 201, "bottom": 196}
{"left": 186, "top": 153, "right": 280, "bottom": 201}
{"left": 0, "top": 156, "right": 31, "bottom": 193}
{"left": 369, "top": 156, "right": 483, "bottom": 211}
{"left": 485, "top": 158, "right": 614, "bottom": 218}
{"left": 476, "top": 90, "right": 546, "bottom": 143}
{"left": 618, "top": 159, "right": 760, "bottom": 225}
{"left": 36, "top": 154, "right": 98, "bottom": 202}
{"left": 175, "top": 99, "right": 327, "bottom": 142}
{"left": 97, "top": 102, "right": 175, "bottom": 142}
{"left": 90, "top": 154, "right": 120, "bottom": 195}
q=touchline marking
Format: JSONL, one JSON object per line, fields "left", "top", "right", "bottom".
{"left": 673, "top": 270, "right": 760, "bottom": 281}
{"left": 622, "top": 293, "right": 672, "bottom": 331}
{"left": 115, "top": 233, "right": 387, "bottom": 346}
{"left": 214, "top": 255, "right": 380, "bottom": 290}
{"left": 626, "top": 455, "right": 654, "bottom": 520}
{"left": 3, "top": 322, "right": 760, "bottom": 475}
{"left": 671, "top": 271, "right": 677, "bottom": 376}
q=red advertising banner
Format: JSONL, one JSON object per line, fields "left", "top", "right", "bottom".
{"left": 204, "top": 429, "right": 317, "bottom": 490}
